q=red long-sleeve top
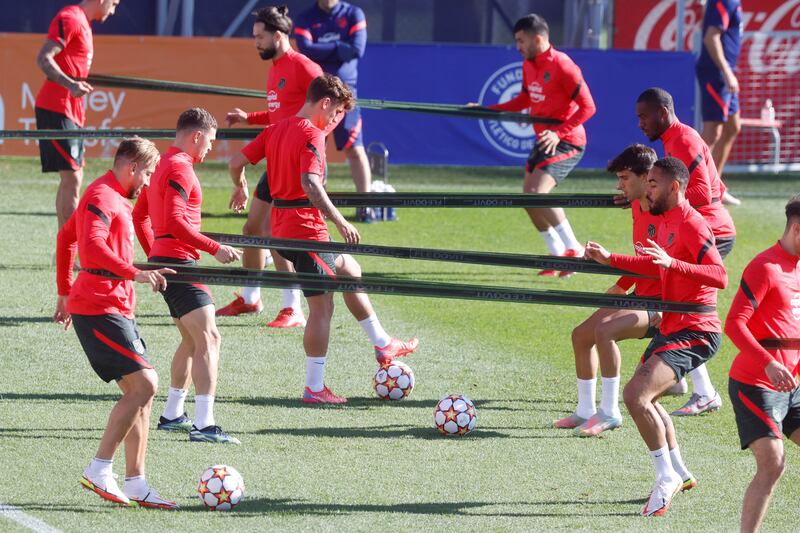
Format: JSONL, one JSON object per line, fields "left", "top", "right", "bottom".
{"left": 615, "top": 199, "right": 662, "bottom": 297}
{"left": 132, "top": 147, "right": 219, "bottom": 260}
{"left": 56, "top": 171, "right": 139, "bottom": 317}
{"left": 611, "top": 200, "right": 727, "bottom": 335}
{"left": 726, "top": 242, "right": 800, "bottom": 389}
{"left": 489, "top": 46, "right": 596, "bottom": 146}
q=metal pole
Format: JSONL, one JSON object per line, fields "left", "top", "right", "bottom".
{"left": 676, "top": 0, "right": 685, "bottom": 51}
{"left": 181, "top": 0, "right": 194, "bottom": 37}
{"left": 223, "top": 0, "right": 260, "bottom": 38}
{"left": 156, "top": 0, "right": 168, "bottom": 35}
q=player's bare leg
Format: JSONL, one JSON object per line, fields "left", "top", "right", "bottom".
{"left": 169, "top": 318, "right": 194, "bottom": 390}
{"left": 301, "top": 292, "right": 346, "bottom": 404}
{"left": 741, "top": 436, "right": 788, "bottom": 533}
{"left": 344, "top": 145, "right": 371, "bottom": 193}
{"left": 96, "top": 368, "right": 158, "bottom": 463}
{"left": 712, "top": 112, "right": 742, "bottom": 177}
{"left": 522, "top": 169, "right": 559, "bottom": 232}
{"left": 241, "top": 197, "right": 271, "bottom": 273}
{"left": 56, "top": 168, "right": 83, "bottom": 228}
{"left": 177, "top": 306, "right": 220, "bottom": 397}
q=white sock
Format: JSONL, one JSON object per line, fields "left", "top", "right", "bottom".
{"left": 358, "top": 315, "right": 392, "bottom": 348}
{"left": 576, "top": 378, "right": 597, "bottom": 419}
{"left": 123, "top": 475, "right": 148, "bottom": 498}
{"left": 282, "top": 289, "right": 302, "bottom": 311}
{"left": 241, "top": 286, "right": 261, "bottom": 305}
{"left": 305, "top": 356, "right": 327, "bottom": 392}
{"left": 194, "top": 395, "right": 215, "bottom": 429}
{"left": 600, "top": 376, "right": 621, "bottom": 418}
{"left": 649, "top": 446, "right": 678, "bottom": 479}
{"left": 162, "top": 387, "right": 188, "bottom": 420}
{"left": 540, "top": 227, "right": 566, "bottom": 256}
{"left": 669, "top": 445, "right": 692, "bottom": 481}
{"left": 86, "top": 457, "right": 113, "bottom": 480}
{"left": 689, "top": 364, "right": 716, "bottom": 398}
{"left": 554, "top": 219, "right": 582, "bottom": 251}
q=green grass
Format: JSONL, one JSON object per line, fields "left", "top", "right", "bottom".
{"left": 0, "top": 156, "right": 798, "bottom": 532}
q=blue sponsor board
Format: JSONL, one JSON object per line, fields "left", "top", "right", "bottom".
{"left": 358, "top": 44, "right": 695, "bottom": 168}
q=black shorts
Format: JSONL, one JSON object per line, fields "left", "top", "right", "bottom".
{"left": 642, "top": 329, "right": 722, "bottom": 381}
{"left": 35, "top": 107, "right": 85, "bottom": 173}
{"left": 716, "top": 236, "right": 735, "bottom": 260}
{"left": 640, "top": 310, "right": 660, "bottom": 339}
{"left": 149, "top": 257, "right": 213, "bottom": 318}
{"left": 332, "top": 105, "right": 363, "bottom": 150}
{"left": 526, "top": 140, "right": 584, "bottom": 182}
{"left": 729, "top": 378, "right": 800, "bottom": 449}
{"left": 274, "top": 249, "right": 338, "bottom": 297}
{"left": 72, "top": 313, "right": 152, "bottom": 383}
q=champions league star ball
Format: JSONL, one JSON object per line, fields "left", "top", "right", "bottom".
{"left": 434, "top": 394, "right": 477, "bottom": 436}
{"left": 373, "top": 361, "right": 415, "bottom": 400}
{"left": 198, "top": 465, "right": 245, "bottom": 511}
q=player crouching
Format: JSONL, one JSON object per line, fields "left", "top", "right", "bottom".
{"left": 228, "top": 73, "right": 418, "bottom": 403}
{"left": 54, "top": 138, "right": 177, "bottom": 508}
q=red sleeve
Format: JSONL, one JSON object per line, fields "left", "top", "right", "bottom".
{"left": 616, "top": 276, "right": 636, "bottom": 292}
{"left": 241, "top": 128, "right": 270, "bottom": 165}
{"left": 47, "top": 10, "right": 78, "bottom": 47}
{"left": 300, "top": 133, "right": 326, "bottom": 176}
{"left": 247, "top": 111, "right": 271, "bottom": 126}
{"left": 668, "top": 224, "right": 728, "bottom": 288}
{"left": 297, "top": 58, "right": 323, "bottom": 90}
{"left": 164, "top": 167, "right": 221, "bottom": 255}
{"left": 553, "top": 65, "right": 596, "bottom": 138}
{"left": 83, "top": 197, "right": 139, "bottom": 279}
{"left": 610, "top": 253, "right": 661, "bottom": 277}
{"left": 489, "top": 68, "right": 530, "bottom": 112}
{"left": 724, "top": 262, "right": 776, "bottom": 368}
{"left": 56, "top": 212, "right": 78, "bottom": 296}
{"left": 684, "top": 151, "right": 714, "bottom": 207}
{"left": 131, "top": 187, "right": 153, "bottom": 257}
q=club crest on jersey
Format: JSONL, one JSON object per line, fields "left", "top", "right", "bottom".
{"left": 543, "top": 71, "right": 551, "bottom": 83}
{"left": 337, "top": 16, "right": 347, "bottom": 28}
{"left": 278, "top": 78, "right": 286, "bottom": 90}
{"left": 667, "top": 233, "right": 675, "bottom": 246}
{"left": 791, "top": 293, "right": 800, "bottom": 320}
{"left": 648, "top": 224, "right": 656, "bottom": 238}
{"left": 476, "top": 62, "right": 536, "bottom": 159}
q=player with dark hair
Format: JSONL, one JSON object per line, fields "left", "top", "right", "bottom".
{"left": 555, "top": 144, "right": 662, "bottom": 436}
{"left": 35, "top": 0, "right": 121, "bottom": 229}
{"left": 132, "top": 108, "right": 242, "bottom": 444}
{"left": 219, "top": 4, "right": 325, "bottom": 329}
{"left": 294, "top": 0, "right": 374, "bottom": 221}
{"left": 54, "top": 137, "right": 177, "bottom": 508}
{"left": 697, "top": 0, "right": 744, "bottom": 205}
{"left": 725, "top": 195, "right": 800, "bottom": 532}
{"left": 485, "top": 13, "right": 596, "bottom": 277}
{"left": 585, "top": 156, "right": 727, "bottom": 516}
{"left": 228, "top": 74, "right": 419, "bottom": 404}
{"left": 636, "top": 86, "right": 736, "bottom": 415}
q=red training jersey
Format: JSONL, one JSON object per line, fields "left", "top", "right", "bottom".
{"left": 611, "top": 200, "right": 727, "bottom": 335}
{"left": 35, "top": 5, "right": 93, "bottom": 126}
{"left": 56, "top": 172, "right": 139, "bottom": 317}
{"left": 132, "top": 147, "right": 220, "bottom": 260}
{"left": 488, "top": 46, "right": 596, "bottom": 147}
{"left": 615, "top": 199, "right": 662, "bottom": 298}
{"left": 660, "top": 121, "right": 736, "bottom": 239}
{"left": 242, "top": 116, "right": 328, "bottom": 240}
{"left": 726, "top": 242, "right": 800, "bottom": 389}
{"left": 247, "top": 49, "right": 323, "bottom": 126}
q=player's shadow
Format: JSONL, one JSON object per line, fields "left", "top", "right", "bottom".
{"left": 253, "top": 425, "right": 509, "bottom": 440}
{"left": 0, "top": 392, "right": 119, "bottom": 402}
{"left": 222, "top": 396, "right": 542, "bottom": 412}
{"left": 0, "top": 316, "right": 54, "bottom": 326}
{"left": 0, "top": 211, "right": 54, "bottom": 217}
{"left": 0, "top": 427, "right": 101, "bottom": 441}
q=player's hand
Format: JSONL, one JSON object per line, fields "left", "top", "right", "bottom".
{"left": 214, "top": 245, "right": 241, "bottom": 264}
{"left": 765, "top": 360, "right": 798, "bottom": 392}
{"left": 465, "top": 102, "right": 482, "bottom": 108}
{"left": 584, "top": 241, "right": 611, "bottom": 265}
{"left": 643, "top": 238, "right": 673, "bottom": 268}
{"left": 226, "top": 108, "right": 248, "bottom": 127}
{"left": 229, "top": 183, "right": 249, "bottom": 213}
{"left": 335, "top": 219, "right": 360, "bottom": 244}
{"left": 69, "top": 80, "right": 93, "bottom": 98}
{"left": 536, "top": 130, "right": 560, "bottom": 155}
{"left": 134, "top": 268, "right": 175, "bottom": 292}
{"left": 724, "top": 71, "right": 740, "bottom": 94}
{"left": 53, "top": 295, "right": 72, "bottom": 330}
{"left": 613, "top": 193, "right": 632, "bottom": 209}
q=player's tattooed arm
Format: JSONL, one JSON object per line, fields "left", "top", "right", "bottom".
{"left": 36, "top": 40, "right": 93, "bottom": 97}
{"left": 302, "top": 172, "right": 360, "bottom": 244}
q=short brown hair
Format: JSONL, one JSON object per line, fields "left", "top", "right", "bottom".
{"left": 652, "top": 156, "right": 689, "bottom": 190}
{"left": 252, "top": 5, "right": 292, "bottom": 34}
{"left": 176, "top": 107, "right": 217, "bottom": 133}
{"left": 114, "top": 137, "right": 160, "bottom": 168}
{"left": 786, "top": 194, "right": 800, "bottom": 225}
{"left": 306, "top": 74, "right": 354, "bottom": 111}
{"left": 607, "top": 144, "right": 657, "bottom": 175}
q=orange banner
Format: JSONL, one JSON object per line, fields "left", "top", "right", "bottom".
{"left": 0, "top": 33, "right": 344, "bottom": 162}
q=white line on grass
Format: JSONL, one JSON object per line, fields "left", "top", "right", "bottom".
{"left": 0, "top": 504, "right": 63, "bottom": 533}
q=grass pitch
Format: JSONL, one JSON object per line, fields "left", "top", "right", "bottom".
{"left": 0, "top": 156, "right": 798, "bottom": 532}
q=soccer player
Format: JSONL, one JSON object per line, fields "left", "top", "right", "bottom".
{"left": 697, "top": 0, "right": 743, "bottom": 206}
{"left": 228, "top": 74, "right": 418, "bottom": 404}
{"left": 724, "top": 195, "right": 800, "bottom": 533}
{"left": 555, "top": 145, "right": 662, "bottom": 436}
{"left": 294, "top": 0, "right": 374, "bottom": 221}
{"left": 132, "top": 108, "right": 242, "bottom": 444}
{"left": 35, "top": 0, "right": 121, "bottom": 229}
{"left": 486, "top": 13, "right": 596, "bottom": 277}
{"left": 637, "top": 87, "right": 736, "bottom": 415}
{"left": 218, "top": 5, "right": 324, "bottom": 328}
{"left": 54, "top": 137, "right": 177, "bottom": 508}
{"left": 585, "top": 157, "right": 727, "bottom": 516}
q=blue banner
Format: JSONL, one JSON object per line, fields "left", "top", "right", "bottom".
{"left": 358, "top": 44, "right": 695, "bottom": 168}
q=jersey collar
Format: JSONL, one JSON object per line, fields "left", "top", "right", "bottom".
{"left": 103, "top": 170, "right": 129, "bottom": 198}
{"left": 533, "top": 45, "right": 555, "bottom": 66}
{"left": 775, "top": 241, "right": 800, "bottom": 261}
{"left": 660, "top": 120, "right": 682, "bottom": 144}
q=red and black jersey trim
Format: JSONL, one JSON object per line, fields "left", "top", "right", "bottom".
{"left": 58, "top": 18, "right": 66, "bottom": 45}
{"left": 168, "top": 180, "right": 189, "bottom": 202}
{"left": 696, "top": 234, "right": 715, "bottom": 263}
{"left": 570, "top": 80, "right": 583, "bottom": 100}
{"left": 306, "top": 142, "right": 323, "bottom": 167}
{"left": 687, "top": 154, "right": 703, "bottom": 174}
{"left": 739, "top": 279, "right": 758, "bottom": 310}
{"left": 87, "top": 204, "right": 110, "bottom": 227}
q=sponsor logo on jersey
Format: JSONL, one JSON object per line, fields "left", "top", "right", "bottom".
{"left": 319, "top": 31, "right": 341, "bottom": 43}
{"left": 791, "top": 293, "right": 800, "bottom": 320}
{"left": 477, "top": 62, "right": 536, "bottom": 159}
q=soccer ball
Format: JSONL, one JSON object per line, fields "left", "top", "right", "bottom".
{"left": 434, "top": 394, "right": 477, "bottom": 436}
{"left": 373, "top": 361, "right": 415, "bottom": 400}
{"left": 198, "top": 465, "right": 245, "bottom": 511}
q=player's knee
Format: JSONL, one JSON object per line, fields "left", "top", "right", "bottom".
{"left": 571, "top": 324, "right": 592, "bottom": 349}
{"left": 622, "top": 384, "right": 644, "bottom": 412}
{"left": 242, "top": 218, "right": 267, "bottom": 237}
{"left": 59, "top": 171, "right": 82, "bottom": 190}
{"left": 724, "top": 119, "right": 742, "bottom": 138}
{"left": 757, "top": 453, "right": 785, "bottom": 483}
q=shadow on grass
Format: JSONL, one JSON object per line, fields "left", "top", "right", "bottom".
{"left": 7, "top": 503, "right": 101, "bottom": 514}
{"left": 0, "top": 392, "right": 118, "bottom": 402}
{"left": 0, "top": 211, "right": 54, "bottom": 217}
{"left": 221, "top": 396, "right": 557, "bottom": 412}
{"left": 0, "top": 316, "right": 54, "bottom": 326}
{"left": 0, "top": 427, "right": 100, "bottom": 441}
{"left": 253, "top": 425, "right": 509, "bottom": 440}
